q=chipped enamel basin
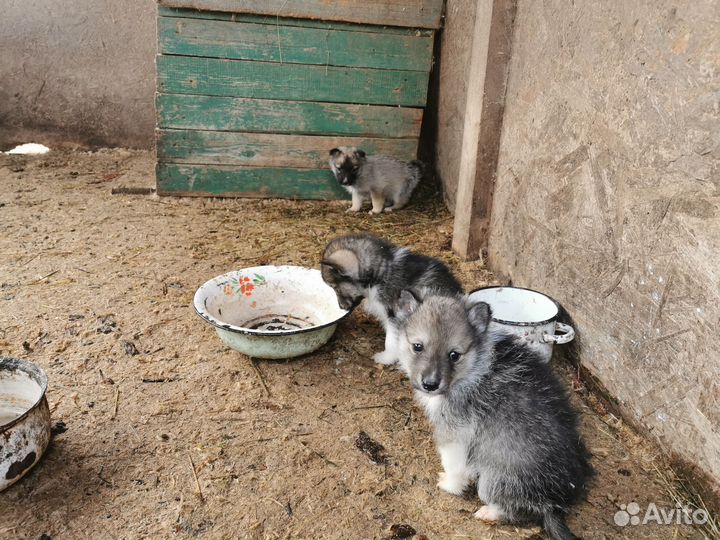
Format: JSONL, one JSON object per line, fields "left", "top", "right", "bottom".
{"left": 0, "top": 357, "right": 51, "bottom": 492}
{"left": 193, "top": 266, "right": 351, "bottom": 359}
{"left": 467, "top": 286, "right": 575, "bottom": 363}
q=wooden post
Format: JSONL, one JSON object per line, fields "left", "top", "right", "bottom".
{"left": 452, "top": 0, "right": 516, "bottom": 260}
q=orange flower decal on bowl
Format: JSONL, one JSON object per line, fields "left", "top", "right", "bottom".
{"left": 221, "top": 273, "right": 266, "bottom": 298}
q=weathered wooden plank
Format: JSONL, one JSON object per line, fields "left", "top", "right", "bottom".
{"left": 157, "top": 129, "right": 418, "bottom": 168}
{"left": 156, "top": 56, "right": 429, "bottom": 107}
{"left": 157, "top": 7, "right": 435, "bottom": 36}
{"left": 157, "top": 0, "right": 444, "bottom": 29}
{"left": 158, "top": 16, "right": 433, "bottom": 71}
{"left": 156, "top": 163, "right": 350, "bottom": 200}
{"left": 452, "top": 0, "right": 516, "bottom": 260}
{"left": 156, "top": 95, "right": 423, "bottom": 138}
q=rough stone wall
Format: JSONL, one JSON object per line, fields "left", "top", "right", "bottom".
{"left": 489, "top": 0, "right": 719, "bottom": 497}
{"left": 431, "top": 0, "right": 478, "bottom": 212}
{"left": 0, "top": 0, "right": 157, "bottom": 149}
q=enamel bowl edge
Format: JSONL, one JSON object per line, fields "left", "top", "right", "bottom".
{"left": 0, "top": 357, "right": 51, "bottom": 492}
{"left": 193, "top": 266, "right": 350, "bottom": 359}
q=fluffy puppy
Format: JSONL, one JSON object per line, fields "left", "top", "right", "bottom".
{"left": 320, "top": 234, "right": 462, "bottom": 364}
{"left": 329, "top": 147, "right": 424, "bottom": 214}
{"left": 394, "top": 291, "right": 593, "bottom": 540}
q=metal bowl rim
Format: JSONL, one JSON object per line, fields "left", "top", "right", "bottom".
{"left": 193, "top": 266, "right": 353, "bottom": 337}
{"left": 467, "top": 285, "right": 561, "bottom": 327}
{"left": 0, "top": 357, "right": 49, "bottom": 433}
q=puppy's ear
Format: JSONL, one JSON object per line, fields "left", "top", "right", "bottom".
{"left": 355, "top": 149, "right": 366, "bottom": 158}
{"left": 396, "top": 289, "right": 421, "bottom": 321}
{"left": 329, "top": 148, "right": 341, "bottom": 158}
{"left": 321, "top": 259, "right": 342, "bottom": 276}
{"left": 466, "top": 300, "right": 491, "bottom": 334}
{"left": 321, "top": 249, "right": 359, "bottom": 279}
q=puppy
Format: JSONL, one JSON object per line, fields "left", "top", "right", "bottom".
{"left": 394, "top": 291, "right": 593, "bottom": 540}
{"left": 320, "top": 234, "right": 462, "bottom": 364}
{"left": 328, "top": 147, "right": 424, "bottom": 214}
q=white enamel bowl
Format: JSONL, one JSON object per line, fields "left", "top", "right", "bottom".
{"left": 467, "top": 286, "right": 575, "bottom": 363}
{"left": 193, "top": 266, "right": 350, "bottom": 359}
{"left": 1, "top": 357, "right": 51, "bottom": 492}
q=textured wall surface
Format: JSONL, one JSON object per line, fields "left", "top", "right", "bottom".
{"left": 489, "top": 0, "right": 719, "bottom": 497}
{"left": 432, "top": 0, "right": 478, "bottom": 212}
{"left": 0, "top": 0, "right": 157, "bottom": 149}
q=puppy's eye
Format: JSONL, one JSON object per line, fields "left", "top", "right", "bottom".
{"left": 448, "top": 351, "right": 461, "bottom": 362}
{"left": 352, "top": 167, "right": 359, "bottom": 173}
{"left": 412, "top": 343, "right": 424, "bottom": 353}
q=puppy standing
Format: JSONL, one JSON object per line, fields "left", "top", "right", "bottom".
{"left": 394, "top": 292, "right": 593, "bottom": 540}
{"left": 328, "top": 147, "right": 424, "bottom": 214}
{"left": 320, "top": 234, "right": 462, "bottom": 365}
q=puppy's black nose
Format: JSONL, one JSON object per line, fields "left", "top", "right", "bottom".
{"left": 422, "top": 379, "right": 440, "bottom": 392}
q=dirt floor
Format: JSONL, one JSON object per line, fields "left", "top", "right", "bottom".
{"left": 0, "top": 149, "right": 710, "bottom": 539}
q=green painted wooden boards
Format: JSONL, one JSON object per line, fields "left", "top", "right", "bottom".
{"left": 156, "top": 3, "right": 442, "bottom": 199}
{"left": 157, "top": 130, "right": 418, "bottom": 168}
{"left": 158, "top": 1, "right": 444, "bottom": 29}
{"left": 158, "top": 16, "right": 433, "bottom": 70}
{"left": 157, "top": 55, "right": 429, "bottom": 107}
{"left": 157, "top": 164, "right": 349, "bottom": 199}
{"left": 156, "top": 95, "right": 423, "bottom": 138}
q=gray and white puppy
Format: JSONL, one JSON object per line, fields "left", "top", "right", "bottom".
{"left": 394, "top": 292, "right": 593, "bottom": 540}
{"left": 320, "top": 234, "right": 462, "bottom": 365}
{"left": 329, "top": 147, "right": 424, "bottom": 214}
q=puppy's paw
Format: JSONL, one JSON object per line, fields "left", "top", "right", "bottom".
{"left": 383, "top": 207, "right": 395, "bottom": 213}
{"left": 373, "top": 351, "right": 397, "bottom": 365}
{"left": 368, "top": 209, "right": 383, "bottom": 215}
{"left": 437, "top": 472, "right": 467, "bottom": 496}
{"left": 346, "top": 207, "right": 361, "bottom": 213}
{"left": 473, "top": 504, "right": 503, "bottom": 523}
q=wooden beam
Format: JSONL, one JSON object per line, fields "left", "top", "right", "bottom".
{"left": 158, "top": 15, "right": 434, "bottom": 71}
{"left": 157, "top": 0, "right": 445, "bottom": 29}
{"left": 158, "top": 7, "right": 435, "bottom": 36}
{"left": 156, "top": 95, "right": 423, "bottom": 138}
{"left": 451, "top": 0, "right": 516, "bottom": 260}
{"left": 156, "top": 129, "right": 418, "bottom": 168}
{"left": 156, "top": 55, "right": 430, "bottom": 107}
{"left": 156, "top": 163, "right": 350, "bottom": 199}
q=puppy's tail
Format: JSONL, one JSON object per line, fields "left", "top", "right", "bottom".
{"left": 542, "top": 509, "right": 579, "bottom": 540}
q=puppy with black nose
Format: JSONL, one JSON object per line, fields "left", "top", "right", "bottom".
{"left": 320, "top": 234, "right": 462, "bottom": 365}
{"left": 328, "top": 147, "right": 424, "bottom": 214}
{"left": 394, "top": 291, "right": 593, "bottom": 540}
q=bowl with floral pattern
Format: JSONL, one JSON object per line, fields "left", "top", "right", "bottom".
{"left": 193, "top": 266, "right": 351, "bottom": 359}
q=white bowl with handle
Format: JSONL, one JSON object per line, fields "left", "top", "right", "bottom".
{"left": 193, "top": 265, "right": 351, "bottom": 359}
{"left": 467, "top": 286, "right": 575, "bottom": 363}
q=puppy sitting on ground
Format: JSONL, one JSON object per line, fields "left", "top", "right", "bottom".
{"left": 394, "top": 291, "right": 594, "bottom": 540}
{"left": 320, "top": 234, "right": 462, "bottom": 365}
{"left": 328, "top": 147, "right": 424, "bottom": 214}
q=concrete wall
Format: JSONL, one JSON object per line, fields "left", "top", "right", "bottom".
{"left": 488, "top": 0, "right": 719, "bottom": 499}
{"left": 0, "top": 0, "right": 157, "bottom": 149}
